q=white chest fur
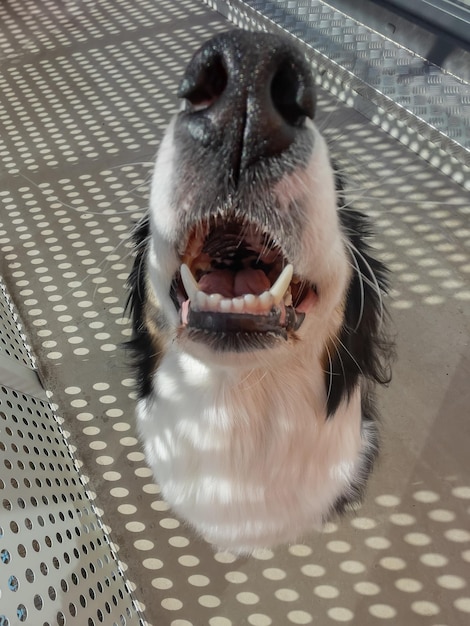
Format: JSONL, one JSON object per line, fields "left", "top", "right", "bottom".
{"left": 137, "top": 347, "right": 365, "bottom": 554}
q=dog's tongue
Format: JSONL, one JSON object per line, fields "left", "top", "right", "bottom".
{"left": 198, "top": 268, "right": 271, "bottom": 298}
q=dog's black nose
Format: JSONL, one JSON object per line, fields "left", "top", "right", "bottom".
{"left": 178, "top": 30, "right": 316, "bottom": 174}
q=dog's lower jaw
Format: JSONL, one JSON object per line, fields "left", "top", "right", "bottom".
{"left": 136, "top": 344, "right": 368, "bottom": 554}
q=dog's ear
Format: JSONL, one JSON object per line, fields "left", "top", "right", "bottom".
{"left": 125, "top": 217, "right": 164, "bottom": 399}
{"left": 325, "top": 171, "right": 393, "bottom": 417}
{"left": 125, "top": 216, "right": 150, "bottom": 321}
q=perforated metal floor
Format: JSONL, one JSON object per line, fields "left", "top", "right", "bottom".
{"left": 0, "top": 280, "right": 144, "bottom": 626}
{"left": 1, "top": 1, "right": 469, "bottom": 626}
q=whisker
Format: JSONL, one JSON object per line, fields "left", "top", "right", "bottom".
{"left": 345, "top": 240, "right": 385, "bottom": 328}
{"left": 336, "top": 336, "right": 364, "bottom": 377}
{"left": 332, "top": 339, "right": 348, "bottom": 389}
{"left": 324, "top": 344, "right": 334, "bottom": 410}
{"left": 343, "top": 242, "right": 365, "bottom": 332}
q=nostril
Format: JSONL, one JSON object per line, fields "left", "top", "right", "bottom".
{"left": 270, "top": 60, "right": 316, "bottom": 126}
{"left": 178, "top": 53, "right": 228, "bottom": 112}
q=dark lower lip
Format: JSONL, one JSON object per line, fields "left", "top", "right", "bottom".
{"left": 186, "top": 306, "right": 305, "bottom": 334}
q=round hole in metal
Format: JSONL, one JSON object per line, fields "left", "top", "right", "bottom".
{"left": 25, "top": 568, "right": 35, "bottom": 583}
{"left": 16, "top": 605, "right": 27, "bottom": 622}
{"left": 17, "top": 544, "right": 26, "bottom": 558}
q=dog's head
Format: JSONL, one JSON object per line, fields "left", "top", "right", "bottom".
{"left": 129, "top": 30, "right": 391, "bottom": 412}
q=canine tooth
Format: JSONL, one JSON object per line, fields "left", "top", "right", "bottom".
{"left": 270, "top": 264, "right": 293, "bottom": 305}
{"left": 180, "top": 263, "right": 200, "bottom": 302}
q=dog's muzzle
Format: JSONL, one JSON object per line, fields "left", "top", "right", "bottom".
{"left": 168, "top": 30, "right": 319, "bottom": 350}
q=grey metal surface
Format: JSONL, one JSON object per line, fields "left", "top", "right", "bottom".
{"left": 323, "top": 0, "right": 470, "bottom": 81}
{"left": 0, "top": 1, "right": 469, "bottom": 626}
{"left": 383, "top": 0, "right": 470, "bottom": 44}
{"left": 205, "top": 0, "right": 470, "bottom": 189}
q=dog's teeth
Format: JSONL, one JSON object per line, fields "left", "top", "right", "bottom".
{"left": 181, "top": 264, "right": 289, "bottom": 316}
{"left": 259, "top": 291, "right": 273, "bottom": 309}
{"left": 194, "top": 290, "right": 207, "bottom": 311}
{"left": 220, "top": 298, "right": 232, "bottom": 313}
{"left": 243, "top": 294, "right": 257, "bottom": 311}
{"left": 270, "top": 264, "right": 293, "bottom": 305}
{"left": 284, "top": 290, "right": 293, "bottom": 307}
{"left": 207, "top": 293, "right": 223, "bottom": 311}
{"left": 232, "top": 297, "right": 244, "bottom": 312}
{"left": 180, "top": 263, "right": 200, "bottom": 302}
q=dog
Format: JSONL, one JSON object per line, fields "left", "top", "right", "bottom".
{"left": 126, "top": 29, "right": 392, "bottom": 554}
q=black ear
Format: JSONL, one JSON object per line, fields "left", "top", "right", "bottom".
{"left": 325, "top": 170, "right": 393, "bottom": 417}
{"left": 124, "top": 216, "right": 158, "bottom": 399}
{"left": 125, "top": 216, "right": 150, "bottom": 320}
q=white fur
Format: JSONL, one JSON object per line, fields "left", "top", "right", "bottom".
{"left": 138, "top": 349, "right": 364, "bottom": 553}
{"left": 138, "top": 117, "right": 369, "bottom": 553}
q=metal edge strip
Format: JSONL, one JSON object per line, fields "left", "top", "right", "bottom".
{"left": 0, "top": 353, "right": 47, "bottom": 400}
{"left": 0, "top": 277, "right": 37, "bottom": 371}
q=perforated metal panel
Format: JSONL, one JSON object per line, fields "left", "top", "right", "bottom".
{"left": 0, "top": 384, "right": 144, "bottom": 626}
{"left": 0, "top": 278, "right": 145, "bottom": 626}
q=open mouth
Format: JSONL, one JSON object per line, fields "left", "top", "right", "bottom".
{"left": 170, "top": 217, "right": 317, "bottom": 345}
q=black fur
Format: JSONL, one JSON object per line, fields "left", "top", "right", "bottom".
{"left": 331, "top": 390, "right": 381, "bottom": 516}
{"left": 125, "top": 217, "right": 160, "bottom": 399}
{"left": 325, "top": 170, "right": 392, "bottom": 417}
